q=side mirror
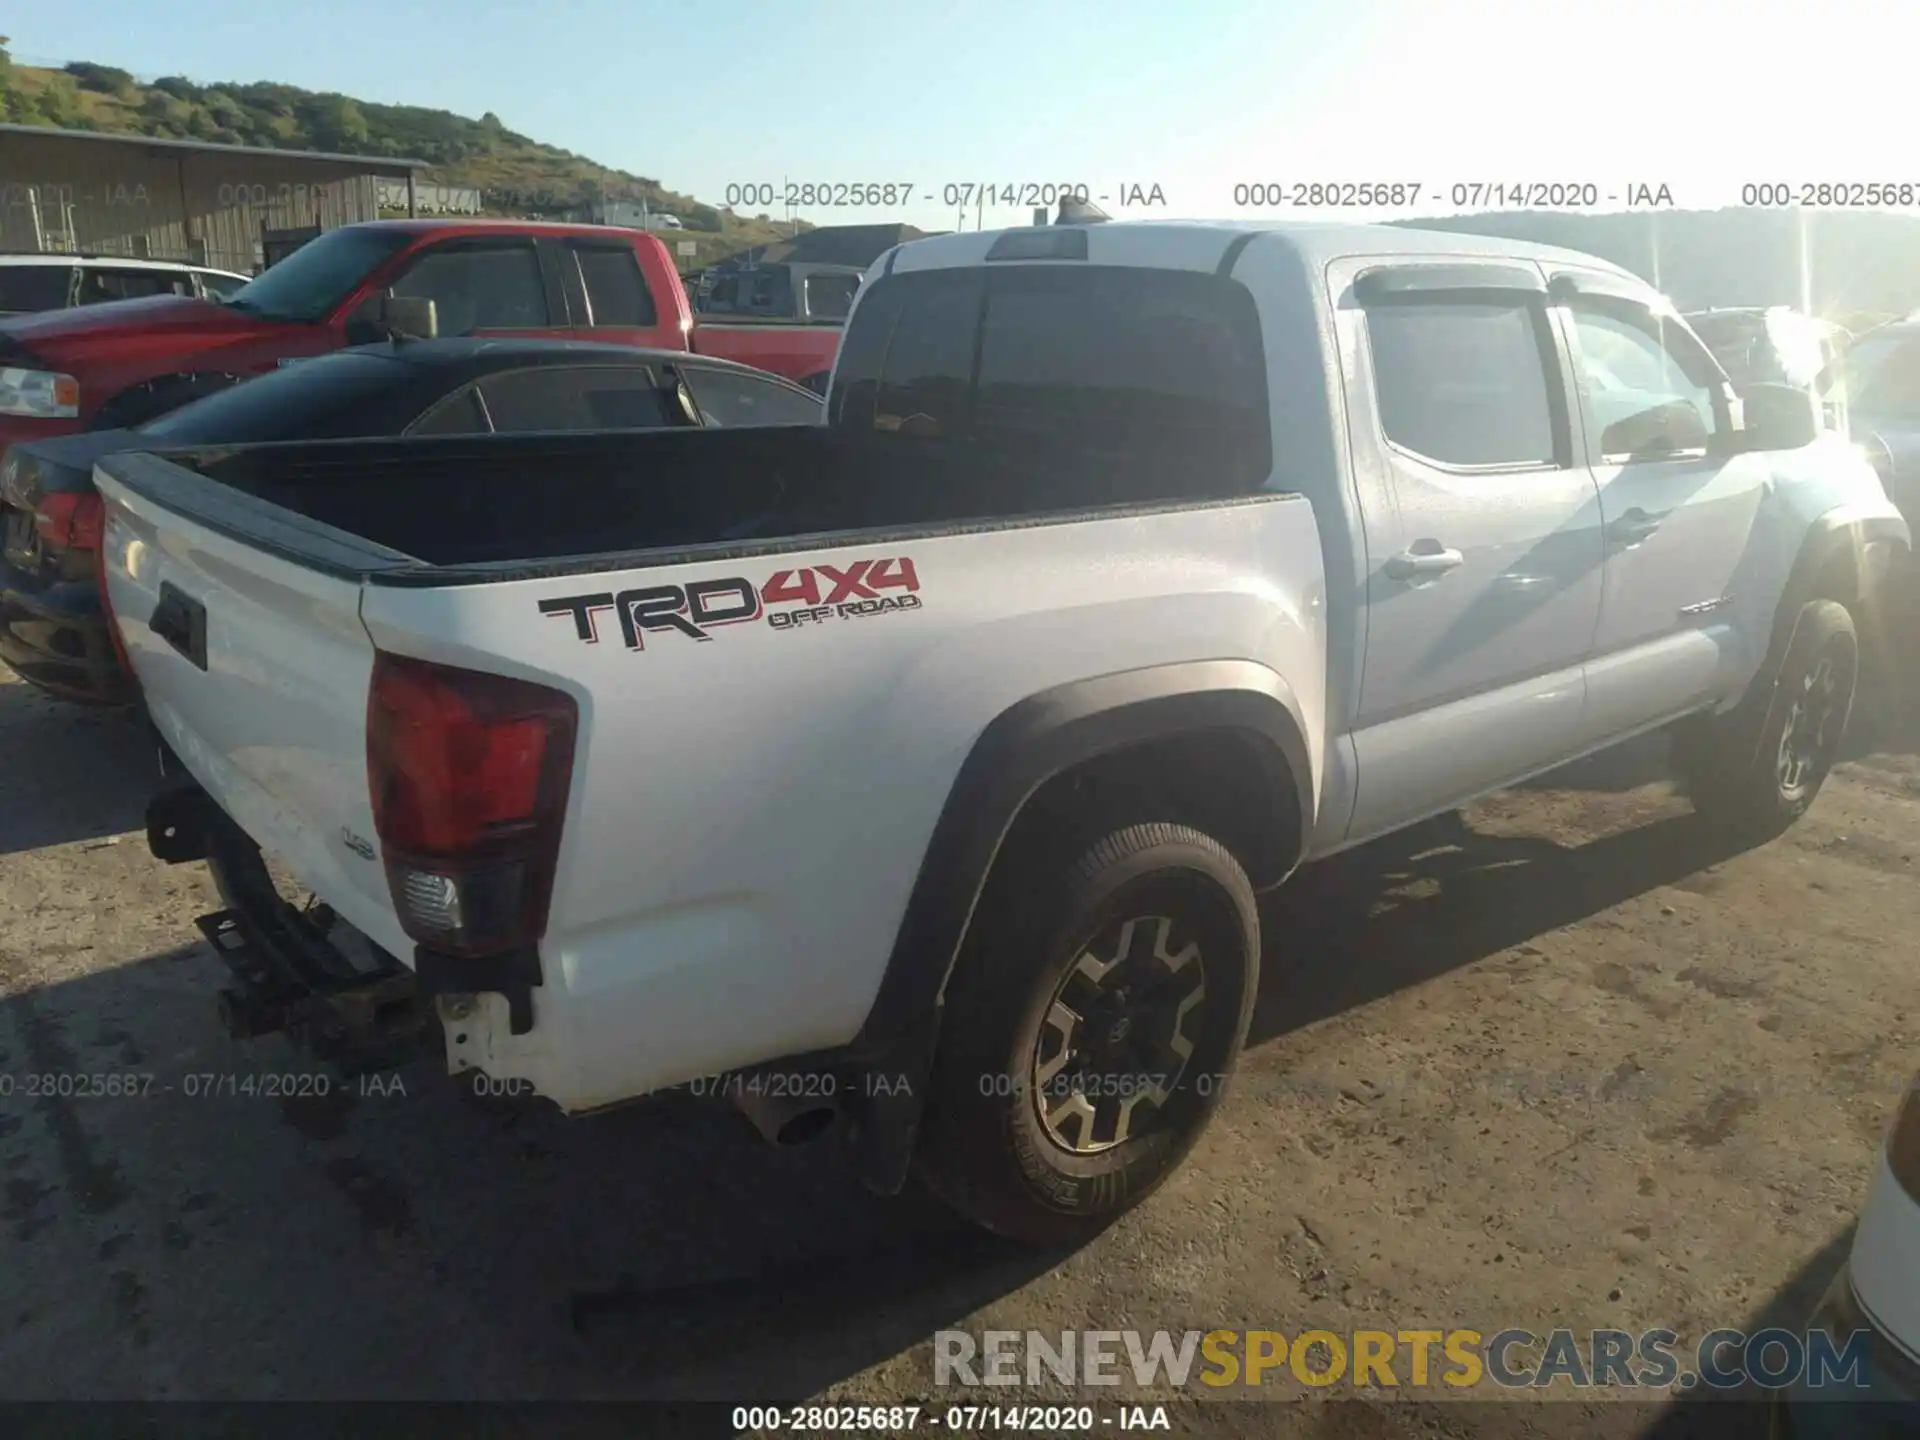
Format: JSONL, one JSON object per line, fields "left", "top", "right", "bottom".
{"left": 1737, "top": 381, "right": 1820, "bottom": 452}
{"left": 345, "top": 294, "right": 439, "bottom": 346}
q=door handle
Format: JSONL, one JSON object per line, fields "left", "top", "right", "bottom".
{"left": 1607, "top": 508, "right": 1665, "bottom": 546}
{"left": 1384, "top": 545, "right": 1465, "bottom": 582}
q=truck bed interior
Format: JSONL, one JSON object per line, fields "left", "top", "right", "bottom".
{"left": 140, "top": 416, "right": 1266, "bottom": 572}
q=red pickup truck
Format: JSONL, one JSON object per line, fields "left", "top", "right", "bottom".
{"left": 0, "top": 219, "right": 842, "bottom": 450}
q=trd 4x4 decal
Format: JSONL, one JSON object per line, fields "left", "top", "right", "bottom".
{"left": 540, "top": 557, "right": 922, "bottom": 650}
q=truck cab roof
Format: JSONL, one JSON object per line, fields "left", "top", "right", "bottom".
{"left": 344, "top": 217, "right": 679, "bottom": 243}
{"left": 879, "top": 219, "right": 1649, "bottom": 286}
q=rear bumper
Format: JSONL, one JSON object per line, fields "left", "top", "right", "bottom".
{"left": 146, "top": 782, "right": 435, "bottom": 1074}
{"left": 0, "top": 559, "right": 133, "bottom": 705}
{"left": 1772, "top": 1264, "right": 1920, "bottom": 1438}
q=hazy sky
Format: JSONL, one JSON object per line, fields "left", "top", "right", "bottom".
{"left": 24, "top": 0, "right": 1920, "bottom": 231}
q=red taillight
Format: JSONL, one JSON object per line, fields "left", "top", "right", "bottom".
{"left": 34, "top": 491, "right": 104, "bottom": 551}
{"left": 366, "top": 651, "right": 578, "bottom": 958}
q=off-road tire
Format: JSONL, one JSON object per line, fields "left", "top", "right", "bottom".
{"left": 1673, "top": 599, "right": 1858, "bottom": 837}
{"left": 915, "top": 822, "right": 1259, "bottom": 1246}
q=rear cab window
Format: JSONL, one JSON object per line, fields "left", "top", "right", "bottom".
{"left": 803, "top": 271, "right": 860, "bottom": 321}
{"left": 744, "top": 269, "right": 795, "bottom": 318}
{"left": 830, "top": 261, "right": 1271, "bottom": 504}
{"left": 700, "top": 275, "right": 741, "bottom": 314}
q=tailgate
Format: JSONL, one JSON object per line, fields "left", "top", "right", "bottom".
{"left": 95, "top": 453, "right": 410, "bottom": 964}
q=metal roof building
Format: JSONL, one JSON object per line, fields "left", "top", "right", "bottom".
{"left": 0, "top": 124, "right": 428, "bottom": 276}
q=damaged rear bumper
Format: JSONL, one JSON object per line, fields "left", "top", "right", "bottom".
{"left": 148, "top": 783, "right": 436, "bottom": 1076}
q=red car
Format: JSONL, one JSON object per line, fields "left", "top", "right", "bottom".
{"left": 0, "top": 218, "right": 842, "bottom": 451}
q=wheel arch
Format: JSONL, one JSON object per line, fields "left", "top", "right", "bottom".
{"left": 1719, "top": 510, "right": 1909, "bottom": 769}
{"left": 841, "top": 661, "right": 1313, "bottom": 1194}
{"left": 853, "top": 660, "right": 1314, "bottom": 1060}
{"left": 1764, "top": 510, "right": 1907, "bottom": 675}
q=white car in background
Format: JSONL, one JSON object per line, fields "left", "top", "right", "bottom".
{"left": 1776, "top": 1074, "right": 1920, "bottom": 1434}
{"left": 0, "top": 254, "right": 251, "bottom": 316}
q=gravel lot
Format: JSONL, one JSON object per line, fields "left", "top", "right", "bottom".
{"left": 1, "top": 651, "right": 1915, "bottom": 1436}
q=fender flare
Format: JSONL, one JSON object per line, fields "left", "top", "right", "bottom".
{"left": 1722, "top": 509, "right": 1910, "bottom": 768}
{"left": 851, "top": 658, "right": 1315, "bottom": 1058}
{"left": 839, "top": 660, "right": 1314, "bottom": 1194}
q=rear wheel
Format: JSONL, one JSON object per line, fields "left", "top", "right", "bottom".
{"left": 915, "top": 822, "right": 1259, "bottom": 1246}
{"left": 1674, "top": 599, "right": 1858, "bottom": 836}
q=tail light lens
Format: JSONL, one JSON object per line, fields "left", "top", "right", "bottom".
{"left": 366, "top": 652, "right": 578, "bottom": 958}
{"left": 34, "top": 491, "right": 104, "bottom": 552}
{"left": 1889, "top": 1074, "right": 1920, "bottom": 1202}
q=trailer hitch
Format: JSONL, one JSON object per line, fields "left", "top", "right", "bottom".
{"left": 197, "top": 910, "right": 431, "bottom": 1076}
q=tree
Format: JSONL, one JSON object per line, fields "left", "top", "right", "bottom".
{"left": 304, "top": 93, "right": 370, "bottom": 151}
{"left": 64, "top": 61, "right": 135, "bottom": 96}
{"left": 201, "top": 88, "right": 244, "bottom": 126}
{"left": 35, "top": 75, "right": 84, "bottom": 127}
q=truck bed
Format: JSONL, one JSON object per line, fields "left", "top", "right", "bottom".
{"left": 103, "top": 422, "right": 1263, "bottom": 579}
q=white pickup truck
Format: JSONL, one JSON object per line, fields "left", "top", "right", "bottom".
{"left": 97, "top": 221, "right": 1909, "bottom": 1245}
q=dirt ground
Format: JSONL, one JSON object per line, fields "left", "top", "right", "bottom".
{"left": 1, "top": 649, "right": 1916, "bottom": 1437}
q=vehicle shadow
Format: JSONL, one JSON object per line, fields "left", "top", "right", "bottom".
{"left": 0, "top": 676, "right": 151, "bottom": 856}
{"left": 1514, "top": 661, "right": 1920, "bottom": 798}
{"left": 0, "top": 941, "right": 1065, "bottom": 1406}
{"left": 1630, "top": 1225, "right": 1857, "bottom": 1439}
{"left": 1515, "top": 728, "right": 1676, "bottom": 795}
{"left": 1249, "top": 803, "right": 1750, "bottom": 1048}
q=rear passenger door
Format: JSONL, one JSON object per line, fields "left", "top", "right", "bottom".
{"left": 1335, "top": 259, "right": 1607, "bottom": 843}
{"left": 1551, "top": 269, "right": 1767, "bottom": 733}
{"left": 550, "top": 238, "right": 681, "bottom": 349}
